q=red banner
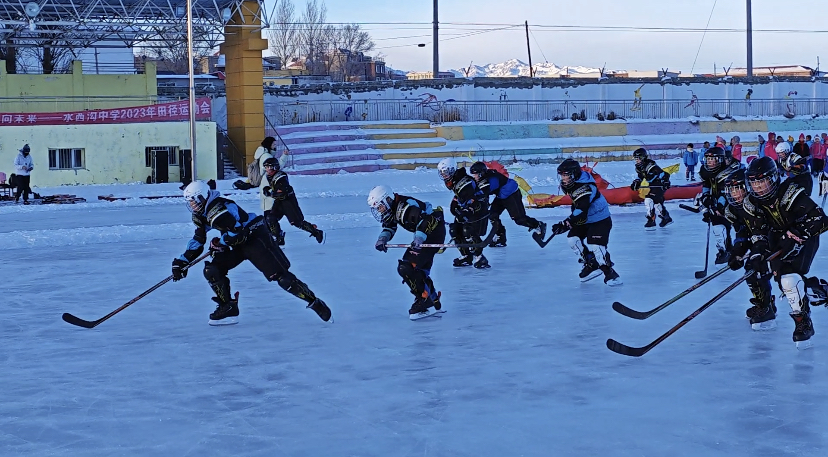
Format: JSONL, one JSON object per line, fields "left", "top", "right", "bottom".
{"left": 0, "top": 98, "right": 212, "bottom": 126}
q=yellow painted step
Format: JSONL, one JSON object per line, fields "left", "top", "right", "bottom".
{"left": 368, "top": 131, "right": 438, "bottom": 140}
{"left": 382, "top": 151, "right": 464, "bottom": 160}
{"left": 374, "top": 140, "right": 447, "bottom": 150}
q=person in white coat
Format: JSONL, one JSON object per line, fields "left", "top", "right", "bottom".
{"left": 14, "top": 144, "right": 34, "bottom": 204}
{"left": 253, "top": 136, "right": 289, "bottom": 241}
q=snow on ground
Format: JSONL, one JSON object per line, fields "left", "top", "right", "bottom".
{"left": 3, "top": 161, "right": 828, "bottom": 456}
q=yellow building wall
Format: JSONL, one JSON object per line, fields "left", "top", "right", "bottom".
{"left": 0, "top": 60, "right": 158, "bottom": 112}
{"left": 0, "top": 122, "right": 217, "bottom": 186}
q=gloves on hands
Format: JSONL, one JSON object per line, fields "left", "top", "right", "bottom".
{"left": 411, "top": 233, "right": 426, "bottom": 250}
{"left": 662, "top": 179, "right": 671, "bottom": 189}
{"left": 172, "top": 258, "right": 189, "bottom": 281}
{"left": 700, "top": 193, "right": 717, "bottom": 210}
{"left": 262, "top": 186, "right": 272, "bottom": 197}
{"left": 746, "top": 252, "right": 770, "bottom": 277}
{"left": 375, "top": 234, "right": 389, "bottom": 252}
{"left": 728, "top": 254, "right": 744, "bottom": 271}
{"left": 551, "top": 219, "right": 571, "bottom": 236}
{"left": 209, "top": 237, "right": 228, "bottom": 254}
{"left": 779, "top": 230, "right": 807, "bottom": 260}
{"left": 630, "top": 179, "right": 642, "bottom": 191}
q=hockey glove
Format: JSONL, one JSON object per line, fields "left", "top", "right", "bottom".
{"left": 746, "top": 253, "right": 770, "bottom": 278}
{"left": 779, "top": 230, "right": 806, "bottom": 261}
{"left": 727, "top": 254, "right": 744, "bottom": 271}
{"left": 411, "top": 232, "right": 426, "bottom": 250}
{"left": 209, "top": 237, "right": 228, "bottom": 254}
{"left": 662, "top": 179, "right": 671, "bottom": 190}
{"left": 172, "top": 258, "right": 189, "bottom": 281}
{"left": 375, "top": 236, "right": 389, "bottom": 253}
{"left": 262, "top": 186, "right": 272, "bottom": 198}
{"left": 699, "top": 193, "right": 715, "bottom": 209}
{"left": 630, "top": 179, "right": 642, "bottom": 191}
{"left": 551, "top": 219, "right": 571, "bottom": 236}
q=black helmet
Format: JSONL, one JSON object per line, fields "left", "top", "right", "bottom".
{"left": 723, "top": 168, "right": 747, "bottom": 207}
{"left": 470, "top": 161, "right": 488, "bottom": 176}
{"left": 557, "top": 158, "right": 582, "bottom": 190}
{"left": 745, "top": 156, "right": 779, "bottom": 201}
{"left": 703, "top": 146, "right": 726, "bottom": 173}
{"left": 633, "top": 148, "right": 648, "bottom": 161}
{"left": 263, "top": 157, "right": 280, "bottom": 173}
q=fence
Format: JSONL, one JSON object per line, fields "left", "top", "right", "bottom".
{"left": 265, "top": 98, "right": 828, "bottom": 126}
{"left": 0, "top": 95, "right": 162, "bottom": 113}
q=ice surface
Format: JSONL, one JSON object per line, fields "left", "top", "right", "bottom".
{"left": 2, "top": 162, "right": 828, "bottom": 456}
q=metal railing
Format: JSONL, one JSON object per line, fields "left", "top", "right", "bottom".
{"left": 264, "top": 98, "right": 828, "bottom": 126}
{"left": 265, "top": 116, "right": 295, "bottom": 169}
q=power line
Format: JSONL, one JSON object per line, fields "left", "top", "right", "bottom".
{"left": 691, "top": 0, "right": 718, "bottom": 75}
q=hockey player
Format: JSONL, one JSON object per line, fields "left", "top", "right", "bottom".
{"left": 262, "top": 157, "right": 324, "bottom": 245}
{"left": 368, "top": 185, "right": 447, "bottom": 320}
{"left": 172, "top": 181, "right": 331, "bottom": 325}
{"left": 773, "top": 142, "right": 812, "bottom": 196}
{"left": 722, "top": 168, "right": 777, "bottom": 330}
{"left": 629, "top": 148, "right": 673, "bottom": 229}
{"left": 743, "top": 157, "right": 828, "bottom": 347}
{"left": 550, "top": 159, "right": 622, "bottom": 285}
{"left": 698, "top": 146, "right": 742, "bottom": 264}
{"left": 437, "top": 158, "right": 491, "bottom": 269}
{"left": 468, "top": 161, "right": 546, "bottom": 247}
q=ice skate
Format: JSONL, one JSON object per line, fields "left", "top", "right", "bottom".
{"left": 658, "top": 211, "right": 673, "bottom": 228}
{"left": 489, "top": 233, "right": 507, "bottom": 248}
{"left": 791, "top": 311, "right": 815, "bottom": 349}
{"left": 208, "top": 292, "right": 240, "bottom": 326}
{"left": 578, "top": 253, "right": 602, "bottom": 282}
{"left": 453, "top": 255, "right": 473, "bottom": 267}
{"left": 473, "top": 255, "right": 491, "bottom": 269}
{"left": 409, "top": 295, "right": 443, "bottom": 321}
{"left": 307, "top": 298, "right": 332, "bottom": 322}
{"left": 749, "top": 297, "right": 777, "bottom": 331}
{"left": 644, "top": 213, "right": 657, "bottom": 230}
{"left": 601, "top": 265, "right": 623, "bottom": 286}
{"left": 309, "top": 224, "right": 324, "bottom": 244}
{"left": 714, "top": 247, "right": 730, "bottom": 265}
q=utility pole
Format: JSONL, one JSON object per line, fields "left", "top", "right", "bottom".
{"left": 525, "top": 21, "right": 533, "bottom": 78}
{"left": 433, "top": 0, "right": 439, "bottom": 79}
{"left": 186, "top": 0, "right": 197, "bottom": 180}
{"left": 746, "top": 0, "right": 753, "bottom": 77}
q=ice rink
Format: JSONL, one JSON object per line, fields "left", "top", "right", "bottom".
{"left": 2, "top": 163, "right": 827, "bottom": 456}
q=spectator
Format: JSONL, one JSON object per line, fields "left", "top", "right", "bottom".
{"left": 730, "top": 136, "right": 742, "bottom": 162}
{"left": 757, "top": 135, "right": 766, "bottom": 158}
{"left": 13, "top": 144, "right": 33, "bottom": 204}
{"left": 794, "top": 133, "right": 810, "bottom": 158}
{"left": 764, "top": 133, "right": 779, "bottom": 161}
{"left": 787, "top": 135, "right": 795, "bottom": 149}
{"left": 683, "top": 143, "right": 698, "bottom": 181}
{"left": 806, "top": 135, "right": 813, "bottom": 148}
{"left": 811, "top": 136, "right": 825, "bottom": 176}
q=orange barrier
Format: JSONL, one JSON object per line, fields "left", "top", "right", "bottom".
{"left": 527, "top": 165, "right": 702, "bottom": 208}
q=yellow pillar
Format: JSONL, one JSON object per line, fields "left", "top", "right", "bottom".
{"left": 221, "top": 1, "right": 269, "bottom": 172}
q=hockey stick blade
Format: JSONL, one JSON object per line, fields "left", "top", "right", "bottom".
{"left": 611, "top": 265, "right": 731, "bottom": 320}
{"left": 694, "top": 270, "right": 707, "bottom": 279}
{"left": 537, "top": 232, "right": 557, "bottom": 248}
{"left": 62, "top": 312, "right": 99, "bottom": 329}
{"left": 606, "top": 338, "right": 649, "bottom": 357}
{"left": 679, "top": 203, "right": 702, "bottom": 213}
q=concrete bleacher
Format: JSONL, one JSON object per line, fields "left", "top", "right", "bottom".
{"left": 270, "top": 118, "right": 828, "bottom": 175}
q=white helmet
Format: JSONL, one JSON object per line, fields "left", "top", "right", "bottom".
{"left": 367, "top": 185, "right": 394, "bottom": 222}
{"left": 183, "top": 181, "right": 211, "bottom": 213}
{"left": 437, "top": 157, "right": 457, "bottom": 181}
{"left": 775, "top": 141, "right": 791, "bottom": 156}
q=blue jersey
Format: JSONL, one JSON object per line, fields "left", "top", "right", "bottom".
{"left": 478, "top": 169, "right": 519, "bottom": 200}
{"left": 179, "top": 191, "right": 261, "bottom": 262}
{"left": 564, "top": 173, "right": 610, "bottom": 225}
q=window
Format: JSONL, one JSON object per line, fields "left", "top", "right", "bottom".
{"left": 48, "top": 148, "right": 85, "bottom": 170}
{"left": 145, "top": 146, "right": 179, "bottom": 167}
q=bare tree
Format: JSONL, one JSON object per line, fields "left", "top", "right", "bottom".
{"left": 269, "top": 0, "right": 299, "bottom": 69}
{"left": 136, "top": 24, "right": 219, "bottom": 74}
{"left": 338, "top": 24, "right": 374, "bottom": 81}
{"left": 299, "top": 0, "right": 328, "bottom": 75}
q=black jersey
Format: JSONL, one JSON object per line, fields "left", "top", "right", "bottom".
{"left": 379, "top": 194, "right": 444, "bottom": 241}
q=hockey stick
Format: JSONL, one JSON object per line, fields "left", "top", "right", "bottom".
{"left": 612, "top": 264, "right": 730, "bottom": 319}
{"left": 62, "top": 252, "right": 211, "bottom": 329}
{"left": 536, "top": 232, "right": 557, "bottom": 248}
{"left": 386, "top": 225, "right": 496, "bottom": 250}
{"left": 695, "top": 220, "right": 711, "bottom": 279}
{"left": 607, "top": 250, "right": 781, "bottom": 357}
{"left": 679, "top": 203, "right": 702, "bottom": 213}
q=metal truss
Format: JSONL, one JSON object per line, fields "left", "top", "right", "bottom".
{"left": 0, "top": 0, "right": 268, "bottom": 48}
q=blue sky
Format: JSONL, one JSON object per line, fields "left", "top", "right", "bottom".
{"left": 267, "top": 0, "right": 826, "bottom": 74}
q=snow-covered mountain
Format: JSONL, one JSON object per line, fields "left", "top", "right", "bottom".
{"left": 448, "top": 59, "right": 608, "bottom": 78}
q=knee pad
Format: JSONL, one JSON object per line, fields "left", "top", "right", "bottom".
{"left": 276, "top": 271, "right": 297, "bottom": 290}
{"left": 568, "top": 236, "right": 585, "bottom": 256}
{"left": 397, "top": 260, "right": 418, "bottom": 280}
{"left": 587, "top": 243, "right": 609, "bottom": 266}
{"left": 203, "top": 262, "right": 222, "bottom": 282}
{"left": 780, "top": 273, "right": 806, "bottom": 312}
{"left": 644, "top": 198, "right": 655, "bottom": 214}
{"left": 274, "top": 271, "right": 314, "bottom": 302}
{"left": 449, "top": 222, "right": 462, "bottom": 239}
{"left": 397, "top": 260, "right": 425, "bottom": 294}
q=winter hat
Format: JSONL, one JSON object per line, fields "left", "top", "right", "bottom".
{"left": 788, "top": 135, "right": 795, "bottom": 142}
{"left": 758, "top": 134, "right": 765, "bottom": 141}
{"left": 799, "top": 133, "right": 806, "bottom": 141}
{"left": 20, "top": 144, "right": 30, "bottom": 154}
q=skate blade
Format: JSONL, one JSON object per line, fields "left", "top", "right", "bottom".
{"left": 409, "top": 309, "right": 444, "bottom": 321}
{"left": 644, "top": 227, "right": 657, "bottom": 231}
{"left": 605, "top": 278, "right": 624, "bottom": 287}
{"left": 796, "top": 339, "right": 814, "bottom": 350}
{"left": 580, "top": 270, "right": 603, "bottom": 282}
{"left": 659, "top": 221, "right": 674, "bottom": 228}
{"left": 750, "top": 320, "right": 777, "bottom": 331}
{"left": 208, "top": 317, "right": 239, "bottom": 326}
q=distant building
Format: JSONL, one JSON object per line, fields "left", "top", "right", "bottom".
{"left": 704, "top": 65, "right": 816, "bottom": 78}
{"left": 406, "top": 71, "right": 455, "bottom": 80}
